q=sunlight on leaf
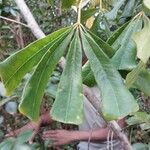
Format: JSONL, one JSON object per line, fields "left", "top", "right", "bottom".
{"left": 133, "top": 15, "right": 150, "bottom": 63}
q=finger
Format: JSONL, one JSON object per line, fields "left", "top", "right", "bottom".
{"left": 28, "top": 129, "right": 39, "bottom": 144}
{"left": 43, "top": 134, "right": 58, "bottom": 139}
{"left": 5, "top": 131, "right": 16, "bottom": 137}
{"left": 43, "top": 130, "right": 58, "bottom": 135}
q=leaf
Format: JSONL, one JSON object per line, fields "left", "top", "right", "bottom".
{"left": 81, "top": 8, "right": 98, "bottom": 23}
{"left": 125, "top": 61, "right": 146, "bottom": 89}
{"left": 0, "top": 131, "right": 35, "bottom": 150}
{"left": 0, "top": 27, "right": 71, "bottom": 96}
{"left": 82, "top": 30, "right": 116, "bottom": 86}
{"left": 51, "top": 31, "right": 83, "bottom": 124}
{"left": 120, "top": 0, "right": 136, "bottom": 23}
{"left": 82, "top": 62, "right": 96, "bottom": 86}
{"left": 90, "top": 14, "right": 101, "bottom": 35}
{"left": 88, "top": 30, "right": 116, "bottom": 58}
{"left": 81, "top": 31, "right": 139, "bottom": 120}
{"left": 126, "top": 112, "right": 150, "bottom": 125}
{"left": 111, "top": 16, "right": 143, "bottom": 70}
{"left": 19, "top": 30, "right": 74, "bottom": 121}
{"left": 107, "top": 21, "right": 129, "bottom": 45}
{"left": 0, "top": 138, "right": 16, "bottom": 150}
{"left": 105, "top": 0, "right": 126, "bottom": 20}
{"left": 132, "top": 15, "right": 150, "bottom": 63}
{"left": 61, "top": 0, "right": 76, "bottom": 8}
{"left": 133, "top": 69, "right": 150, "bottom": 96}
{"left": 17, "top": 130, "right": 33, "bottom": 144}
{"left": 143, "top": 0, "right": 150, "bottom": 10}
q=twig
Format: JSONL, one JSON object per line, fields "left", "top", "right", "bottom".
{"left": 77, "top": 0, "right": 83, "bottom": 24}
{"left": 0, "top": 16, "right": 29, "bottom": 28}
{"left": 0, "top": 96, "right": 19, "bottom": 107}
{"left": 14, "top": 0, "right": 45, "bottom": 39}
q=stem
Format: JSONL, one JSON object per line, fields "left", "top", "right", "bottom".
{"left": 77, "top": 0, "right": 83, "bottom": 24}
{"left": 99, "top": 0, "right": 103, "bottom": 11}
{"left": 0, "top": 16, "right": 29, "bottom": 28}
{"left": 14, "top": 0, "right": 45, "bottom": 39}
{"left": 0, "top": 96, "right": 18, "bottom": 107}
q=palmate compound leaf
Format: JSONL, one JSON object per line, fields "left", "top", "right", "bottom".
{"left": 19, "top": 30, "right": 74, "bottom": 121}
{"left": 50, "top": 30, "right": 83, "bottom": 124}
{"left": 0, "top": 27, "right": 71, "bottom": 96}
{"left": 111, "top": 16, "right": 143, "bottom": 70}
{"left": 80, "top": 29, "right": 139, "bottom": 120}
{"left": 132, "top": 15, "right": 150, "bottom": 63}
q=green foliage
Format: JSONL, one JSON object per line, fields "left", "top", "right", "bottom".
{"left": 51, "top": 31, "right": 83, "bottom": 124}
{"left": 19, "top": 28, "right": 73, "bottom": 121}
{"left": 125, "top": 61, "right": 146, "bottom": 89}
{"left": 126, "top": 112, "right": 150, "bottom": 126}
{"left": 143, "top": 0, "right": 150, "bottom": 10}
{"left": 111, "top": 16, "right": 143, "bottom": 70}
{"left": 133, "top": 69, "right": 150, "bottom": 96}
{"left": 0, "top": 130, "right": 40, "bottom": 150}
{"left": 81, "top": 30, "right": 138, "bottom": 120}
{"left": 133, "top": 14, "right": 150, "bottom": 63}
{"left": 0, "top": 0, "right": 150, "bottom": 127}
{"left": 61, "top": 0, "right": 76, "bottom": 9}
{"left": 0, "top": 27, "right": 70, "bottom": 96}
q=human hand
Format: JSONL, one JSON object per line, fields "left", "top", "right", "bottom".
{"left": 43, "top": 129, "right": 75, "bottom": 146}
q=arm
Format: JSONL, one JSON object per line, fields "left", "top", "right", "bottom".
{"left": 72, "top": 118, "right": 125, "bottom": 142}
{"left": 43, "top": 118, "right": 126, "bottom": 146}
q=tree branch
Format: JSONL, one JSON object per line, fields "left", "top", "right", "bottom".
{"left": 14, "top": 0, "right": 132, "bottom": 149}
{"left": 14, "top": 0, "right": 45, "bottom": 39}
{"left": 0, "top": 16, "right": 29, "bottom": 28}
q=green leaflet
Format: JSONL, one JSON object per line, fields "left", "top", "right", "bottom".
{"left": 0, "top": 27, "right": 71, "bottom": 95}
{"left": 82, "top": 61, "right": 96, "bottom": 87}
{"left": 19, "top": 30, "right": 74, "bottom": 121}
{"left": 88, "top": 30, "right": 116, "bottom": 58}
{"left": 51, "top": 30, "right": 83, "bottom": 124}
{"left": 61, "top": 0, "right": 76, "bottom": 8}
{"left": 82, "top": 22, "right": 131, "bottom": 86}
{"left": 90, "top": 13, "right": 101, "bottom": 35}
{"left": 125, "top": 61, "right": 146, "bottom": 89}
{"left": 133, "top": 69, "right": 150, "bottom": 96}
{"left": 81, "top": 31, "right": 139, "bottom": 120}
{"left": 132, "top": 15, "right": 150, "bottom": 63}
{"left": 82, "top": 30, "right": 115, "bottom": 86}
{"left": 107, "top": 21, "right": 129, "bottom": 45}
{"left": 81, "top": 8, "right": 98, "bottom": 23}
{"left": 144, "top": 0, "right": 150, "bottom": 10}
{"left": 126, "top": 111, "right": 150, "bottom": 126}
{"left": 111, "top": 16, "right": 143, "bottom": 70}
